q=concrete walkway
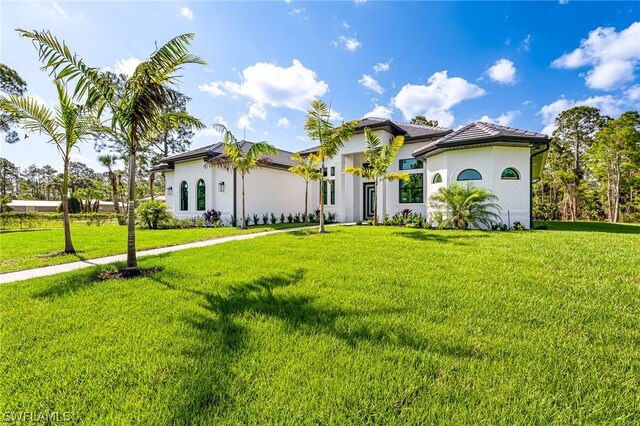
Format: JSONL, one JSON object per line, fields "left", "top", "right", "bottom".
{"left": 0, "top": 224, "right": 325, "bottom": 285}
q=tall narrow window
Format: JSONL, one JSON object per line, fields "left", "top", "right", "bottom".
{"left": 180, "top": 181, "right": 188, "bottom": 211}
{"left": 501, "top": 167, "right": 520, "bottom": 180}
{"left": 399, "top": 174, "right": 424, "bottom": 203}
{"left": 457, "top": 169, "right": 482, "bottom": 181}
{"left": 196, "top": 179, "right": 206, "bottom": 210}
{"left": 322, "top": 180, "right": 328, "bottom": 205}
{"left": 330, "top": 166, "right": 335, "bottom": 176}
{"left": 432, "top": 173, "right": 442, "bottom": 184}
{"left": 330, "top": 180, "right": 335, "bottom": 205}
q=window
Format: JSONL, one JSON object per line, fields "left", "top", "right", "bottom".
{"left": 399, "top": 174, "right": 424, "bottom": 203}
{"left": 457, "top": 169, "right": 482, "bottom": 181}
{"left": 432, "top": 173, "right": 442, "bottom": 184}
{"left": 330, "top": 180, "right": 335, "bottom": 205}
{"left": 323, "top": 167, "right": 328, "bottom": 177}
{"left": 501, "top": 167, "right": 520, "bottom": 180}
{"left": 196, "top": 179, "right": 206, "bottom": 210}
{"left": 399, "top": 159, "right": 423, "bottom": 171}
{"left": 330, "top": 166, "right": 335, "bottom": 176}
{"left": 180, "top": 181, "right": 188, "bottom": 211}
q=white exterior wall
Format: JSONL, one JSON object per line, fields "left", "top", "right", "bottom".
{"left": 425, "top": 146, "right": 531, "bottom": 228}
{"left": 239, "top": 167, "right": 306, "bottom": 220}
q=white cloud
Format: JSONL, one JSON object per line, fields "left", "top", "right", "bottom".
{"left": 213, "top": 116, "right": 228, "bottom": 127}
{"left": 288, "top": 7, "right": 307, "bottom": 19}
{"left": 333, "top": 36, "right": 361, "bottom": 52}
{"left": 198, "top": 59, "right": 328, "bottom": 112}
{"left": 551, "top": 22, "right": 640, "bottom": 90}
{"left": 236, "top": 115, "right": 254, "bottom": 132}
{"left": 625, "top": 84, "right": 640, "bottom": 102}
{"left": 364, "top": 105, "right": 393, "bottom": 119}
{"left": 373, "top": 61, "right": 391, "bottom": 73}
{"left": 538, "top": 95, "right": 626, "bottom": 135}
{"left": 355, "top": 0, "right": 367, "bottom": 4}
{"left": 277, "top": 117, "right": 292, "bottom": 128}
{"left": 487, "top": 59, "right": 517, "bottom": 84}
{"left": 559, "top": 0, "right": 569, "bottom": 4}
{"left": 520, "top": 35, "right": 532, "bottom": 52}
{"left": 248, "top": 102, "right": 267, "bottom": 120}
{"left": 391, "top": 70, "right": 486, "bottom": 127}
{"left": 358, "top": 74, "right": 384, "bottom": 94}
{"left": 113, "top": 57, "right": 142, "bottom": 77}
{"left": 196, "top": 128, "right": 223, "bottom": 138}
{"left": 51, "top": 1, "right": 70, "bottom": 20}
{"left": 342, "top": 21, "right": 350, "bottom": 30}
{"left": 329, "top": 110, "right": 343, "bottom": 122}
{"left": 177, "top": 6, "right": 193, "bottom": 20}
{"left": 478, "top": 110, "right": 521, "bottom": 127}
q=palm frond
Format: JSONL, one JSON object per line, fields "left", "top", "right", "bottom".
{"left": 0, "top": 94, "right": 61, "bottom": 144}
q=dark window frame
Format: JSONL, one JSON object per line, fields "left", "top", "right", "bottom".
{"left": 432, "top": 173, "right": 442, "bottom": 184}
{"left": 399, "top": 173, "right": 424, "bottom": 204}
{"left": 457, "top": 169, "right": 482, "bottom": 181}
{"left": 399, "top": 158, "right": 423, "bottom": 171}
{"left": 180, "top": 181, "right": 188, "bottom": 211}
{"left": 501, "top": 167, "right": 520, "bottom": 180}
{"left": 196, "top": 179, "right": 206, "bottom": 211}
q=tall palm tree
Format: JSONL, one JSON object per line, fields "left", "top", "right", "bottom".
{"left": 0, "top": 82, "right": 96, "bottom": 253}
{"left": 429, "top": 183, "right": 501, "bottom": 230}
{"left": 98, "top": 154, "right": 121, "bottom": 214}
{"left": 19, "top": 30, "right": 205, "bottom": 275}
{"left": 304, "top": 100, "right": 357, "bottom": 233}
{"left": 208, "top": 124, "right": 278, "bottom": 229}
{"left": 288, "top": 152, "right": 322, "bottom": 222}
{"left": 344, "top": 127, "right": 409, "bottom": 225}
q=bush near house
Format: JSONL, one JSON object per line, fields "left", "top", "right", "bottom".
{"left": 135, "top": 200, "right": 174, "bottom": 230}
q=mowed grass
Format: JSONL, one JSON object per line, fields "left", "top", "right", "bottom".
{"left": 0, "top": 222, "right": 311, "bottom": 273}
{"left": 1, "top": 223, "right": 639, "bottom": 424}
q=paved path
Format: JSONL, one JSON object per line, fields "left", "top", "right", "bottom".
{"left": 0, "top": 225, "right": 328, "bottom": 285}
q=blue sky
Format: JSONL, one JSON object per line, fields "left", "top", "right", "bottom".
{"left": 1, "top": 1, "right": 639, "bottom": 172}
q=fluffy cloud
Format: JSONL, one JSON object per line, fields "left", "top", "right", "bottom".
{"left": 520, "top": 35, "right": 532, "bottom": 52}
{"left": 551, "top": 22, "right": 640, "bottom": 90}
{"left": 625, "top": 84, "right": 640, "bottom": 102}
{"left": 358, "top": 74, "right": 384, "bottom": 94}
{"left": 391, "top": 71, "right": 486, "bottom": 127}
{"left": 487, "top": 59, "right": 517, "bottom": 84}
{"left": 277, "top": 117, "right": 291, "bottom": 128}
{"left": 538, "top": 95, "right": 627, "bottom": 135}
{"left": 199, "top": 59, "right": 328, "bottom": 112}
{"left": 248, "top": 102, "right": 267, "bottom": 120}
{"left": 113, "top": 56, "right": 142, "bottom": 77}
{"left": 333, "top": 36, "right": 361, "bottom": 52}
{"left": 478, "top": 110, "right": 521, "bottom": 127}
{"left": 364, "top": 105, "right": 393, "bottom": 119}
{"left": 236, "top": 115, "right": 254, "bottom": 132}
{"left": 373, "top": 61, "right": 390, "bottom": 73}
{"left": 177, "top": 6, "right": 193, "bottom": 20}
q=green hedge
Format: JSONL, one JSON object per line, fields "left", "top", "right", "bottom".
{"left": 0, "top": 212, "right": 126, "bottom": 229}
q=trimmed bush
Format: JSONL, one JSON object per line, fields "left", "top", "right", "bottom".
{"left": 135, "top": 200, "right": 174, "bottom": 229}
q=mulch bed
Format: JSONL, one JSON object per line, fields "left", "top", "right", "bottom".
{"left": 95, "top": 267, "right": 163, "bottom": 281}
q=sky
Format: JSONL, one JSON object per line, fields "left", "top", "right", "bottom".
{"left": 1, "top": 0, "right": 639, "bottom": 173}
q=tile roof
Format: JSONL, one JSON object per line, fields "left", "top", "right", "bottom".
{"left": 413, "top": 121, "right": 549, "bottom": 157}
{"left": 356, "top": 117, "right": 451, "bottom": 141}
{"left": 160, "top": 141, "right": 298, "bottom": 168}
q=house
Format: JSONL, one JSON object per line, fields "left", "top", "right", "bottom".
{"left": 156, "top": 118, "right": 549, "bottom": 228}
{"left": 154, "top": 141, "right": 306, "bottom": 221}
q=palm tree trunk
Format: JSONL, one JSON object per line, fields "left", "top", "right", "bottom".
{"left": 319, "top": 159, "right": 326, "bottom": 233}
{"left": 125, "top": 151, "right": 138, "bottom": 274}
{"left": 109, "top": 171, "right": 121, "bottom": 215}
{"left": 150, "top": 172, "right": 155, "bottom": 201}
{"left": 304, "top": 180, "right": 308, "bottom": 222}
{"left": 241, "top": 173, "right": 247, "bottom": 229}
{"left": 62, "top": 157, "right": 75, "bottom": 254}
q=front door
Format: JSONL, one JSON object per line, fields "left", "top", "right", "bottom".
{"left": 363, "top": 182, "right": 375, "bottom": 220}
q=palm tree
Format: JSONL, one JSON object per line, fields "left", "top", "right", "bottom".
{"left": 429, "top": 183, "right": 501, "bottom": 230}
{"left": 19, "top": 30, "right": 206, "bottom": 275}
{"left": 0, "top": 82, "right": 96, "bottom": 253}
{"left": 344, "top": 127, "right": 409, "bottom": 225}
{"left": 304, "top": 100, "right": 357, "bottom": 233}
{"left": 208, "top": 124, "right": 278, "bottom": 229}
{"left": 288, "top": 152, "right": 322, "bottom": 222}
{"left": 98, "top": 154, "right": 121, "bottom": 214}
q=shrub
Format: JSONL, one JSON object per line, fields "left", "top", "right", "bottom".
{"left": 203, "top": 210, "right": 222, "bottom": 226}
{"left": 279, "top": 213, "right": 285, "bottom": 224}
{"left": 270, "top": 213, "right": 277, "bottom": 225}
{"left": 262, "top": 213, "right": 269, "bottom": 225}
{"left": 491, "top": 223, "right": 509, "bottom": 231}
{"left": 287, "top": 213, "right": 294, "bottom": 223}
{"left": 512, "top": 221, "right": 526, "bottom": 231}
{"left": 429, "top": 183, "right": 501, "bottom": 230}
{"left": 57, "top": 196, "right": 81, "bottom": 214}
{"left": 229, "top": 214, "right": 238, "bottom": 227}
{"left": 293, "top": 213, "right": 301, "bottom": 223}
{"left": 326, "top": 212, "right": 337, "bottom": 223}
{"left": 136, "top": 200, "right": 174, "bottom": 229}
{"left": 355, "top": 220, "right": 362, "bottom": 225}
{"left": 533, "top": 223, "right": 548, "bottom": 230}
{"left": 252, "top": 214, "right": 260, "bottom": 226}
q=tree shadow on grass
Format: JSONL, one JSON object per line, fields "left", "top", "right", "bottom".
{"left": 31, "top": 265, "right": 121, "bottom": 299}
{"left": 170, "top": 268, "right": 483, "bottom": 422}
{"left": 393, "top": 229, "right": 490, "bottom": 245}
{"left": 537, "top": 221, "right": 640, "bottom": 234}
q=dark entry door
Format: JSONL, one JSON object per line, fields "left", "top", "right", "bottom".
{"left": 363, "top": 182, "right": 375, "bottom": 220}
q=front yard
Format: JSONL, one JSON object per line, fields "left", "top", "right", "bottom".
{"left": 1, "top": 223, "right": 639, "bottom": 423}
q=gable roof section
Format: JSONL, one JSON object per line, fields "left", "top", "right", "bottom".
{"left": 159, "top": 141, "right": 298, "bottom": 170}
{"left": 412, "top": 121, "right": 548, "bottom": 158}
{"left": 356, "top": 117, "right": 451, "bottom": 142}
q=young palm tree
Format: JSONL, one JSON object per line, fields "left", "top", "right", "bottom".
{"left": 0, "top": 82, "right": 96, "bottom": 253}
{"left": 304, "top": 99, "right": 357, "bottom": 233}
{"left": 97, "top": 154, "right": 121, "bottom": 214}
{"left": 208, "top": 124, "right": 278, "bottom": 229}
{"left": 19, "top": 30, "right": 205, "bottom": 275}
{"left": 429, "top": 183, "right": 501, "bottom": 230}
{"left": 288, "top": 152, "right": 321, "bottom": 222}
{"left": 344, "top": 127, "right": 410, "bottom": 225}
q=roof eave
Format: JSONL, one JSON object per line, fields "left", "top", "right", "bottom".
{"left": 413, "top": 136, "right": 549, "bottom": 158}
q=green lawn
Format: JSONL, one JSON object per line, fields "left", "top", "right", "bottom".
{"left": 0, "top": 222, "right": 312, "bottom": 273}
{"left": 1, "top": 223, "right": 639, "bottom": 424}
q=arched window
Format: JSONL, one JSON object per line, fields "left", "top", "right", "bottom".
{"left": 196, "top": 179, "right": 206, "bottom": 210}
{"left": 432, "top": 173, "right": 442, "bottom": 184}
{"left": 457, "top": 169, "right": 482, "bottom": 181}
{"left": 501, "top": 167, "right": 520, "bottom": 180}
{"left": 180, "top": 181, "right": 188, "bottom": 211}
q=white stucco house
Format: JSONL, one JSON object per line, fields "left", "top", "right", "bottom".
{"left": 155, "top": 118, "right": 548, "bottom": 229}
